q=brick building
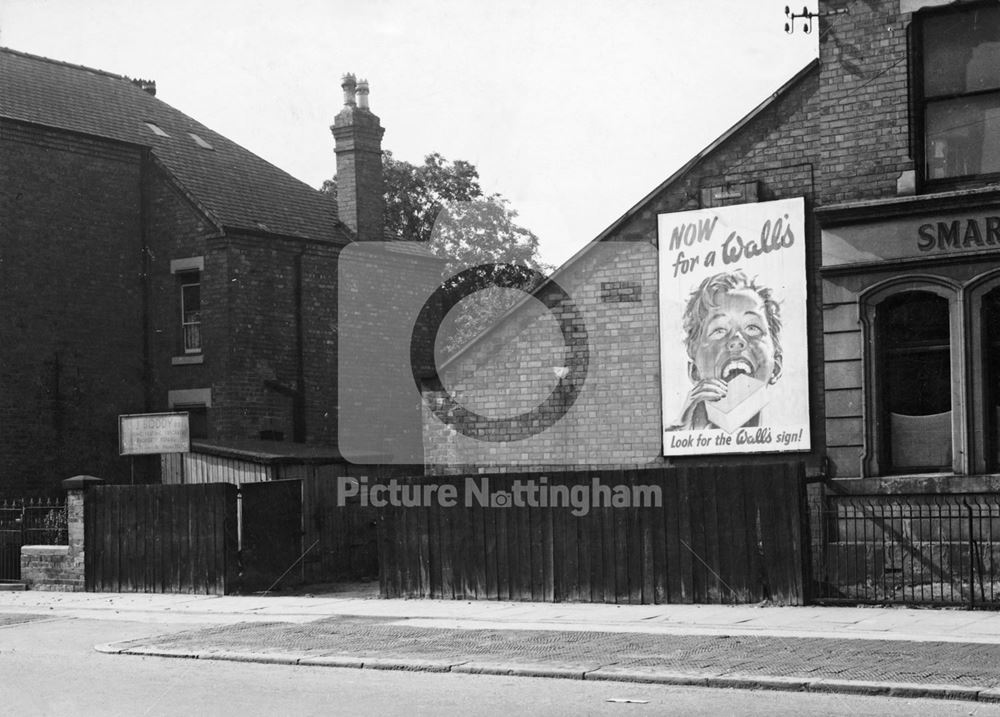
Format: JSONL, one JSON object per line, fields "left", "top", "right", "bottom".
{"left": 0, "top": 49, "right": 393, "bottom": 494}
{"left": 404, "top": 0, "right": 1000, "bottom": 603}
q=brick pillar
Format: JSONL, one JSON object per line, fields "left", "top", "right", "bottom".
{"left": 66, "top": 489, "right": 85, "bottom": 561}
{"left": 332, "top": 73, "right": 385, "bottom": 242}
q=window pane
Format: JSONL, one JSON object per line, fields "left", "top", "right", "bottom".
{"left": 878, "top": 292, "right": 952, "bottom": 473}
{"left": 923, "top": 6, "right": 1000, "bottom": 97}
{"left": 182, "top": 283, "right": 200, "bottom": 317}
{"left": 880, "top": 292, "right": 949, "bottom": 347}
{"left": 184, "top": 324, "right": 201, "bottom": 352}
{"left": 180, "top": 281, "right": 201, "bottom": 353}
{"left": 984, "top": 289, "right": 1000, "bottom": 471}
{"left": 925, "top": 94, "right": 1000, "bottom": 179}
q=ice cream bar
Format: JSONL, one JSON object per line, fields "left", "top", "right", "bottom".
{"left": 705, "top": 373, "right": 769, "bottom": 434}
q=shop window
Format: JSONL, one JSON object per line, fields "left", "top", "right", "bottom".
{"left": 917, "top": 3, "right": 1000, "bottom": 184}
{"left": 863, "top": 274, "right": 1000, "bottom": 476}
{"left": 876, "top": 292, "right": 953, "bottom": 473}
{"left": 983, "top": 289, "right": 1000, "bottom": 470}
{"left": 968, "top": 277, "right": 1000, "bottom": 474}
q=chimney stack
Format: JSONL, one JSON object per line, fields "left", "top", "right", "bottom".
{"left": 332, "top": 73, "right": 385, "bottom": 242}
{"left": 129, "top": 77, "right": 157, "bottom": 96}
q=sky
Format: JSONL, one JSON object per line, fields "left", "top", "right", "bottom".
{"left": 0, "top": 0, "right": 819, "bottom": 266}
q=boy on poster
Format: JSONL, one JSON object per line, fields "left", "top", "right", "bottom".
{"left": 667, "top": 269, "right": 782, "bottom": 431}
{"left": 658, "top": 197, "right": 810, "bottom": 456}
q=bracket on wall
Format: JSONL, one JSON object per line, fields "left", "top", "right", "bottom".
{"left": 784, "top": 5, "right": 849, "bottom": 34}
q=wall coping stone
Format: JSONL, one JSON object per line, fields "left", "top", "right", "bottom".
{"left": 21, "top": 545, "right": 70, "bottom": 555}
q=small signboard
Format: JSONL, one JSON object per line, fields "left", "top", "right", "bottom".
{"left": 119, "top": 412, "right": 191, "bottom": 456}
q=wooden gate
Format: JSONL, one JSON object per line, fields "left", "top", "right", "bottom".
{"left": 239, "top": 479, "right": 303, "bottom": 593}
{"left": 85, "top": 484, "right": 238, "bottom": 594}
{"left": 379, "top": 463, "right": 808, "bottom": 605}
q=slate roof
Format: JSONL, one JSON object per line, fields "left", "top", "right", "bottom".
{"left": 0, "top": 47, "right": 342, "bottom": 242}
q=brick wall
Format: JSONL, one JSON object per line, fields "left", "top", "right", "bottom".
{"left": 206, "top": 235, "right": 342, "bottom": 444}
{"left": 425, "top": 246, "right": 661, "bottom": 472}
{"left": 0, "top": 121, "right": 146, "bottom": 492}
{"left": 816, "top": 0, "right": 913, "bottom": 204}
{"left": 338, "top": 243, "right": 444, "bottom": 465}
{"left": 145, "top": 161, "right": 219, "bottom": 415}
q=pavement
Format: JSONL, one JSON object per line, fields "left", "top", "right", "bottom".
{"left": 4, "top": 588, "right": 1000, "bottom": 703}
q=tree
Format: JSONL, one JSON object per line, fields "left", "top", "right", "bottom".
{"left": 322, "top": 151, "right": 545, "bottom": 265}
{"left": 323, "top": 152, "right": 552, "bottom": 353}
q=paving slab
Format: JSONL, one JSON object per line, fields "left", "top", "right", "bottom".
{"left": 4, "top": 590, "right": 1000, "bottom": 642}
{"left": 90, "top": 614, "right": 1000, "bottom": 704}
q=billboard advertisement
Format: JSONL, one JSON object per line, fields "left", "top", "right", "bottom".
{"left": 658, "top": 197, "right": 810, "bottom": 456}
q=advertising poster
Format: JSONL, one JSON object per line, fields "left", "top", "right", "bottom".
{"left": 658, "top": 197, "right": 810, "bottom": 456}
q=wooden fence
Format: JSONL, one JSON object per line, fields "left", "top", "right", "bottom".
{"left": 379, "top": 463, "right": 808, "bottom": 604}
{"left": 84, "top": 478, "right": 378, "bottom": 594}
{"left": 85, "top": 484, "right": 238, "bottom": 594}
{"left": 301, "top": 475, "right": 378, "bottom": 583}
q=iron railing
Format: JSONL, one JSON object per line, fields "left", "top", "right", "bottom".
{"left": 812, "top": 495, "right": 1000, "bottom": 607}
{"left": 0, "top": 498, "right": 67, "bottom": 581}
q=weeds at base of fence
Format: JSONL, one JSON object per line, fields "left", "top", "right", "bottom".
{"left": 812, "top": 496, "right": 1000, "bottom": 608}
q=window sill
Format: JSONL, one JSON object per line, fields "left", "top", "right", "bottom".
{"left": 171, "top": 355, "right": 204, "bottom": 366}
{"left": 826, "top": 473, "right": 1000, "bottom": 495}
{"left": 921, "top": 175, "right": 1000, "bottom": 196}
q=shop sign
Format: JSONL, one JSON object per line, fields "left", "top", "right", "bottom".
{"left": 119, "top": 412, "right": 190, "bottom": 455}
{"left": 822, "top": 210, "right": 1000, "bottom": 267}
{"left": 658, "top": 197, "right": 810, "bottom": 456}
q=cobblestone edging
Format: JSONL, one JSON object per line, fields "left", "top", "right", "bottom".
{"left": 92, "top": 618, "right": 1000, "bottom": 704}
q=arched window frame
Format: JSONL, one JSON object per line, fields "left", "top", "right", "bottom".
{"left": 860, "top": 276, "right": 964, "bottom": 477}
{"left": 964, "top": 269, "right": 1000, "bottom": 474}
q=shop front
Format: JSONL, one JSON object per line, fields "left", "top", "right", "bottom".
{"left": 815, "top": 190, "right": 1000, "bottom": 605}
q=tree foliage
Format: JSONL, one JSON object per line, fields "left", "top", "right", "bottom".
{"left": 323, "top": 152, "right": 551, "bottom": 353}
{"left": 383, "top": 152, "right": 482, "bottom": 245}
{"left": 322, "top": 151, "right": 547, "bottom": 270}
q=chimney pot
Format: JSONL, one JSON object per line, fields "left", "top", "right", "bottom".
{"left": 341, "top": 73, "right": 357, "bottom": 106}
{"left": 357, "top": 79, "right": 370, "bottom": 110}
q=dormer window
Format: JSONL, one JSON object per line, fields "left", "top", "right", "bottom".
{"left": 917, "top": 3, "right": 1000, "bottom": 185}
